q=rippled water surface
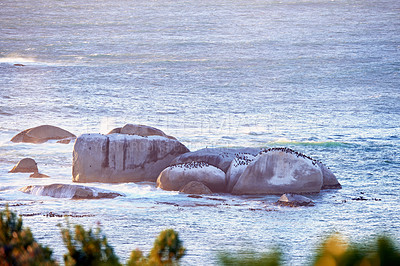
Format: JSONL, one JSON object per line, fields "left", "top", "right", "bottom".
{"left": 1, "top": 0, "right": 399, "bottom": 264}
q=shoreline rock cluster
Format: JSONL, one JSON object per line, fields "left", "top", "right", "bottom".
{"left": 9, "top": 124, "right": 341, "bottom": 199}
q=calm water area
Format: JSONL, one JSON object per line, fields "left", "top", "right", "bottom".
{"left": 0, "top": 0, "right": 399, "bottom": 264}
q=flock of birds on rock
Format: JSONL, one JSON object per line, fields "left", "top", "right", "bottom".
{"left": 259, "top": 147, "right": 320, "bottom": 166}
{"left": 232, "top": 153, "right": 255, "bottom": 167}
{"left": 170, "top": 161, "right": 211, "bottom": 170}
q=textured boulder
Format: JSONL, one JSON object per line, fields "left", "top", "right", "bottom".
{"left": 157, "top": 162, "right": 226, "bottom": 192}
{"left": 9, "top": 158, "right": 38, "bottom": 173}
{"left": 72, "top": 133, "right": 189, "bottom": 183}
{"left": 11, "top": 125, "right": 76, "bottom": 144}
{"left": 276, "top": 193, "right": 315, "bottom": 207}
{"left": 225, "top": 153, "right": 255, "bottom": 192}
{"left": 231, "top": 148, "right": 323, "bottom": 195}
{"left": 317, "top": 162, "right": 341, "bottom": 189}
{"left": 20, "top": 184, "right": 123, "bottom": 199}
{"left": 179, "top": 181, "right": 213, "bottom": 195}
{"left": 171, "top": 147, "right": 261, "bottom": 173}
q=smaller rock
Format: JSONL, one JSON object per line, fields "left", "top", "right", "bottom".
{"left": 107, "top": 127, "right": 122, "bottom": 135}
{"left": 120, "top": 124, "right": 166, "bottom": 137}
{"left": 276, "top": 194, "right": 315, "bottom": 207}
{"left": 11, "top": 125, "right": 76, "bottom": 144}
{"left": 9, "top": 158, "right": 38, "bottom": 173}
{"left": 180, "top": 181, "right": 213, "bottom": 195}
{"left": 30, "top": 172, "right": 49, "bottom": 178}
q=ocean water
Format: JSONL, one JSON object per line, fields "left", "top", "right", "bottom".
{"left": 0, "top": 0, "right": 399, "bottom": 264}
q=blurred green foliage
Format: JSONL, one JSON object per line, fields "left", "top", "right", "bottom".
{"left": 313, "top": 233, "right": 400, "bottom": 266}
{"left": 0, "top": 205, "right": 57, "bottom": 266}
{"left": 60, "top": 222, "right": 121, "bottom": 266}
{"left": 127, "top": 229, "right": 185, "bottom": 266}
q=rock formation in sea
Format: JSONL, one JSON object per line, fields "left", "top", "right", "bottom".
{"left": 231, "top": 148, "right": 323, "bottom": 195}
{"left": 157, "top": 162, "right": 226, "bottom": 192}
{"left": 11, "top": 125, "right": 76, "bottom": 144}
{"left": 72, "top": 133, "right": 189, "bottom": 183}
{"left": 9, "top": 158, "right": 38, "bottom": 173}
{"left": 170, "top": 147, "right": 261, "bottom": 173}
{"left": 276, "top": 193, "right": 315, "bottom": 207}
{"left": 20, "top": 184, "right": 123, "bottom": 199}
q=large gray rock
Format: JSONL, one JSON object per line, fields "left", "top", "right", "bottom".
{"left": 11, "top": 125, "right": 76, "bottom": 144}
{"left": 317, "top": 161, "right": 341, "bottom": 189}
{"left": 231, "top": 148, "right": 323, "bottom": 195}
{"left": 225, "top": 154, "right": 255, "bottom": 192}
{"left": 20, "top": 184, "right": 123, "bottom": 199}
{"left": 171, "top": 147, "right": 261, "bottom": 173}
{"left": 72, "top": 133, "right": 189, "bottom": 183}
{"left": 157, "top": 162, "right": 226, "bottom": 192}
{"left": 9, "top": 158, "right": 38, "bottom": 173}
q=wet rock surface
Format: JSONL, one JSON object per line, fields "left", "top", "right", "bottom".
{"left": 20, "top": 184, "right": 123, "bottom": 199}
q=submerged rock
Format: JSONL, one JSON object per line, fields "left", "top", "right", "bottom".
{"left": 9, "top": 158, "right": 38, "bottom": 173}
{"left": 179, "top": 181, "right": 213, "bottom": 195}
{"left": 29, "top": 172, "right": 49, "bottom": 178}
{"left": 231, "top": 148, "right": 323, "bottom": 195}
{"left": 276, "top": 193, "right": 315, "bottom": 207}
{"left": 157, "top": 162, "right": 226, "bottom": 192}
{"left": 72, "top": 133, "right": 189, "bottom": 183}
{"left": 20, "top": 184, "right": 123, "bottom": 199}
{"left": 171, "top": 147, "right": 261, "bottom": 173}
{"left": 11, "top": 125, "right": 76, "bottom": 144}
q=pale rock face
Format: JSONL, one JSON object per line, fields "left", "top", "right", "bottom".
{"left": 231, "top": 148, "right": 323, "bottom": 195}
{"left": 157, "top": 162, "right": 226, "bottom": 192}
{"left": 179, "top": 181, "right": 213, "bottom": 194}
{"left": 72, "top": 133, "right": 189, "bottom": 183}
{"left": 9, "top": 158, "right": 38, "bottom": 173}
{"left": 225, "top": 154, "right": 255, "bottom": 192}
{"left": 11, "top": 125, "right": 76, "bottom": 144}
{"left": 20, "top": 184, "right": 123, "bottom": 199}
{"left": 171, "top": 147, "right": 261, "bottom": 173}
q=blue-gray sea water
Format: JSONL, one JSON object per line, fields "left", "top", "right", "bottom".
{"left": 0, "top": 0, "right": 399, "bottom": 264}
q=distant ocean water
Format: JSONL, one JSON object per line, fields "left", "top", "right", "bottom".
{"left": 1, "top": 0, "right": 399, "bottom": 264}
